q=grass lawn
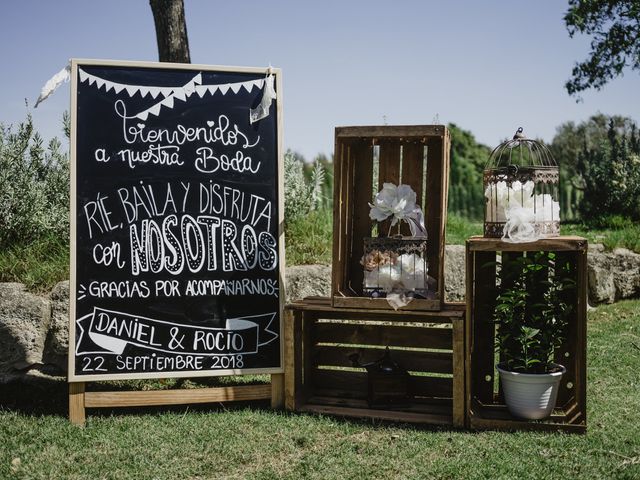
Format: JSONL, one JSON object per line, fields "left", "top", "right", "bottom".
{"left": 1, "top": 300, "right": 639, "bottom": 479}
{"left": 561, "top": 222, "right": 640, "bottom": 253}
{"left": 0, "top": 236, "right": 69, "bottom": 294}
{"left": 285, "top": 209, "right": 333, "bottom": 266}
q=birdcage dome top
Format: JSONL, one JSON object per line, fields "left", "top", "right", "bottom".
{"left": 485, "top": 127, "right": 558, "bottom": 172}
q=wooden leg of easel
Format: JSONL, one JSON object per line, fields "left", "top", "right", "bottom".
{"left": 69, "top": 382, "right": 86, "bottom": 426}
{"left": 270, "top": 374, "right": 284, "bottom": 409}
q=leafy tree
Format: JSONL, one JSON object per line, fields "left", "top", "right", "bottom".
{"left": 551, "top": 114, "right": 636, "bottom": 219}
{"left": 578, "top": 119, "right": 640, "bottom": 222}
{"left": 564, "top": 0, "right": 640, "bottom": 97}
{"left": 447, "top": 123, "right": 490, "bottom": 219}
{"left": 551, "top": 114, "right": 635, "bottom": 176}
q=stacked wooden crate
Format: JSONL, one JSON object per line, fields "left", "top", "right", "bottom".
{"left": 284, "top": 298, "right": 465, "bottom": 425}
{"left": 284, "top": 126, "right": 464, "bottom": 426}
{"left": 331, "top": 125, "right": 449, "bottom": 311}
{"left": 465, "top": 236, "right": 587, "bottom": 433}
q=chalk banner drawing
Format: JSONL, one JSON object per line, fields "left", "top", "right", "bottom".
{"left": 69, "top": 59, "right": 284, "bottom": 381}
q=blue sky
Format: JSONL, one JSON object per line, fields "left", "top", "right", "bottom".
{"left": 2, "top": 0, "right": 639, "bottom": 161}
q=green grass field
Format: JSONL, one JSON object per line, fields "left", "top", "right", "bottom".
{"left": 0, "top": 235, "right": 69, "bottom": 293}
{"left": 1, "top": 300, "right": 639, "bottom": 479}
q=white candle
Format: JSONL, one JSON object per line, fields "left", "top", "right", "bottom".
{"left": 484, "top": 180, "right": 559, "bottom": 223}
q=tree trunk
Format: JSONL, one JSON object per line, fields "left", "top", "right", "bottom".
{"left": 149, "top": 0, "right": 191, "bottom": 63}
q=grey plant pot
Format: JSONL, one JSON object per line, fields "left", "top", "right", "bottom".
{"left": 497, "top": 363, "right": 566, "bottom": 420}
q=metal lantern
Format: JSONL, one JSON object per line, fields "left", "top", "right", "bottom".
{"left": 483, "top": 127, "right": 560, "bottom": 238}
{"left": 350, "top": 347, "right": 411, "bottom": 408}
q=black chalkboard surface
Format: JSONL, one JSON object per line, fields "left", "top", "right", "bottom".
{"left": 69, "top": 59, "right": 284, "bottom": 381}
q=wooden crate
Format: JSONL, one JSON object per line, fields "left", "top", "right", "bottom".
{"left": 332, "top": 125, "right": 450, "bottom": 311}
{"left": 465, "top": 236, "right": 587, "bottom": 433}
{"left": 284, "top": 298, "right": 465, "bottom": 426}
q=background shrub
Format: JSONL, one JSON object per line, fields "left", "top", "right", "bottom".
{"left": 283, "top": 149, "right": 325, "bottom": 222}
{"left": 577, "top": 120, "right": 640, "bottom": 222}
{"left": 0, "top": 115, "right": 69, "bottom": 248}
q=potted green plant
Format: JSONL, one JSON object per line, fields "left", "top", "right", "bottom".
{"left": 493, "top": 251, "right": 575, "bottom": 420}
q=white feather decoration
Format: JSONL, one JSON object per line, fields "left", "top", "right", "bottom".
{"left": 34, "top": 64, "right": 71, "bottom": 108}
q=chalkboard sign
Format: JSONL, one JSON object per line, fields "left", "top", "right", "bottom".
{"left": 68, "top": 59, "right": 284, "bottom": 381}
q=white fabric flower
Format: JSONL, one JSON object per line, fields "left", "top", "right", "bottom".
{"left": 369, "top": 183, "right": 416, "bottom": 224}
{"left": 369, "top": 183, "right": 426, "bottom": 236}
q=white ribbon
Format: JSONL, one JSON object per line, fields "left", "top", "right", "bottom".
{"left": 386, "top": 291, "right": 414, "bottom": 310}
{"left": 501, "top": 205, "right": 540, "bottom": 243}
{"left": 369, "top": 183, "right": 427, "bottom": 237}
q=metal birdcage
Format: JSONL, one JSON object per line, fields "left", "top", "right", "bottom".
{"left": 361, "top": 236, "right": 429, "bottom": 299}
{"left": 483, "top": 127, "right": 560, "bottom": 238}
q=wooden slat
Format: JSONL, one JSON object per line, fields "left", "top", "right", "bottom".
{"left": 332, "top": 297, "right": 443, "bottom": 312}
{"left": 290, "top": 300, "right": 463, "bottom": 321}
{"left": 467, "top": 236, "right": 588, "bottom": 252}
{"left": 313, "top": 322, "right": 452, "bottom": 350}
{"left": 271, "top": 374, "right": 284, "bottom": 409}
{"left": 293, "top": 310, "right": 305, "bottom": 409}
{"left": 302, "top": 311, "right": 313, "bottom": 402}
{"left": 471, "top": 251, "right": 496, "bottom": 404}
{"left": 348, "top": 141, "right": 374, "bottom": 295}
{"left": 425, "top": 136, "right": 445, "bottom": 303}
{"left": 378, "top": 140, "right": 401, "bottom": 236}
{"left": 312, "top": 369, "right": 367, "bottom": 399}
{"left": 470, "top": 397, "right": 586, "bottom": 432}
{"left": 306, "top": 395, "right": 452, "bottom": 415}
{"left": 469, "top": 416, "right": 586, "bottom": 433}
{"left": 84, "top": 385, "right": 271, "bottom": 408}
{"left": 311, "top": 369, "right": 453, "bottom": 399}
{"left": 553, "top": 250, "right": 587, "bottom": 418}
{"left": 444, "top": 130, "right": 451, "bottom": 233}
{"left": 291, "top": 296, "right": 332, "bottom": 306}
{"left": 312, "top": 345, "right": 453, "bottom": 374}
{"left": 342, "top": 144, "right": 356, "bottom": 294}
{"left": 399, "top": 141, "right": 425, "bottom": 236}
{"left": 336, "top": 125, "right": 447, "bottom": 138}
{"left": 452, "top": 316, "right": 465, "bottom": 427}
{"left": 411, "top": 375, "right": 453, "bottom": 398}
{"left": 554, "top": 252, "right": 583, "bottom": 407}
{"left": 69, "top": 382, "right": 86, "bottom": 426}
{"left": 283, "top": 309, "right": 297, "bottom": 410}
{"left": 465, "top": 240, "right": 473, "bottom": 429}
{"left": 331, "top": 137, "right": 346, "bottom": 299}
{"left": 400, "top": 142, "right": 426, "bottom": 199}
{"left": 444, "top": 302, "right": 466, "bottom": 312}
{"left": 497, "top": 251, "right": 524, "bottom": 402}
{"left": 301, "top": 404, "right": 452, "bottom": 426}
{"left": 331, "top": 140, "right": 356, "bottom": 298}
{"left": 555, "top": 261, "right": 577, "bottom": 406}
{"left": 576, "top": 246, "right": 588, "bottom": 428}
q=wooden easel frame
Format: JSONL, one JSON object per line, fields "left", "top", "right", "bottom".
{"left": 69, "top": 374, "right": 284, "bottom": 425}
{"left": 68, "top": 60, "right": 286, "bottom": 424}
